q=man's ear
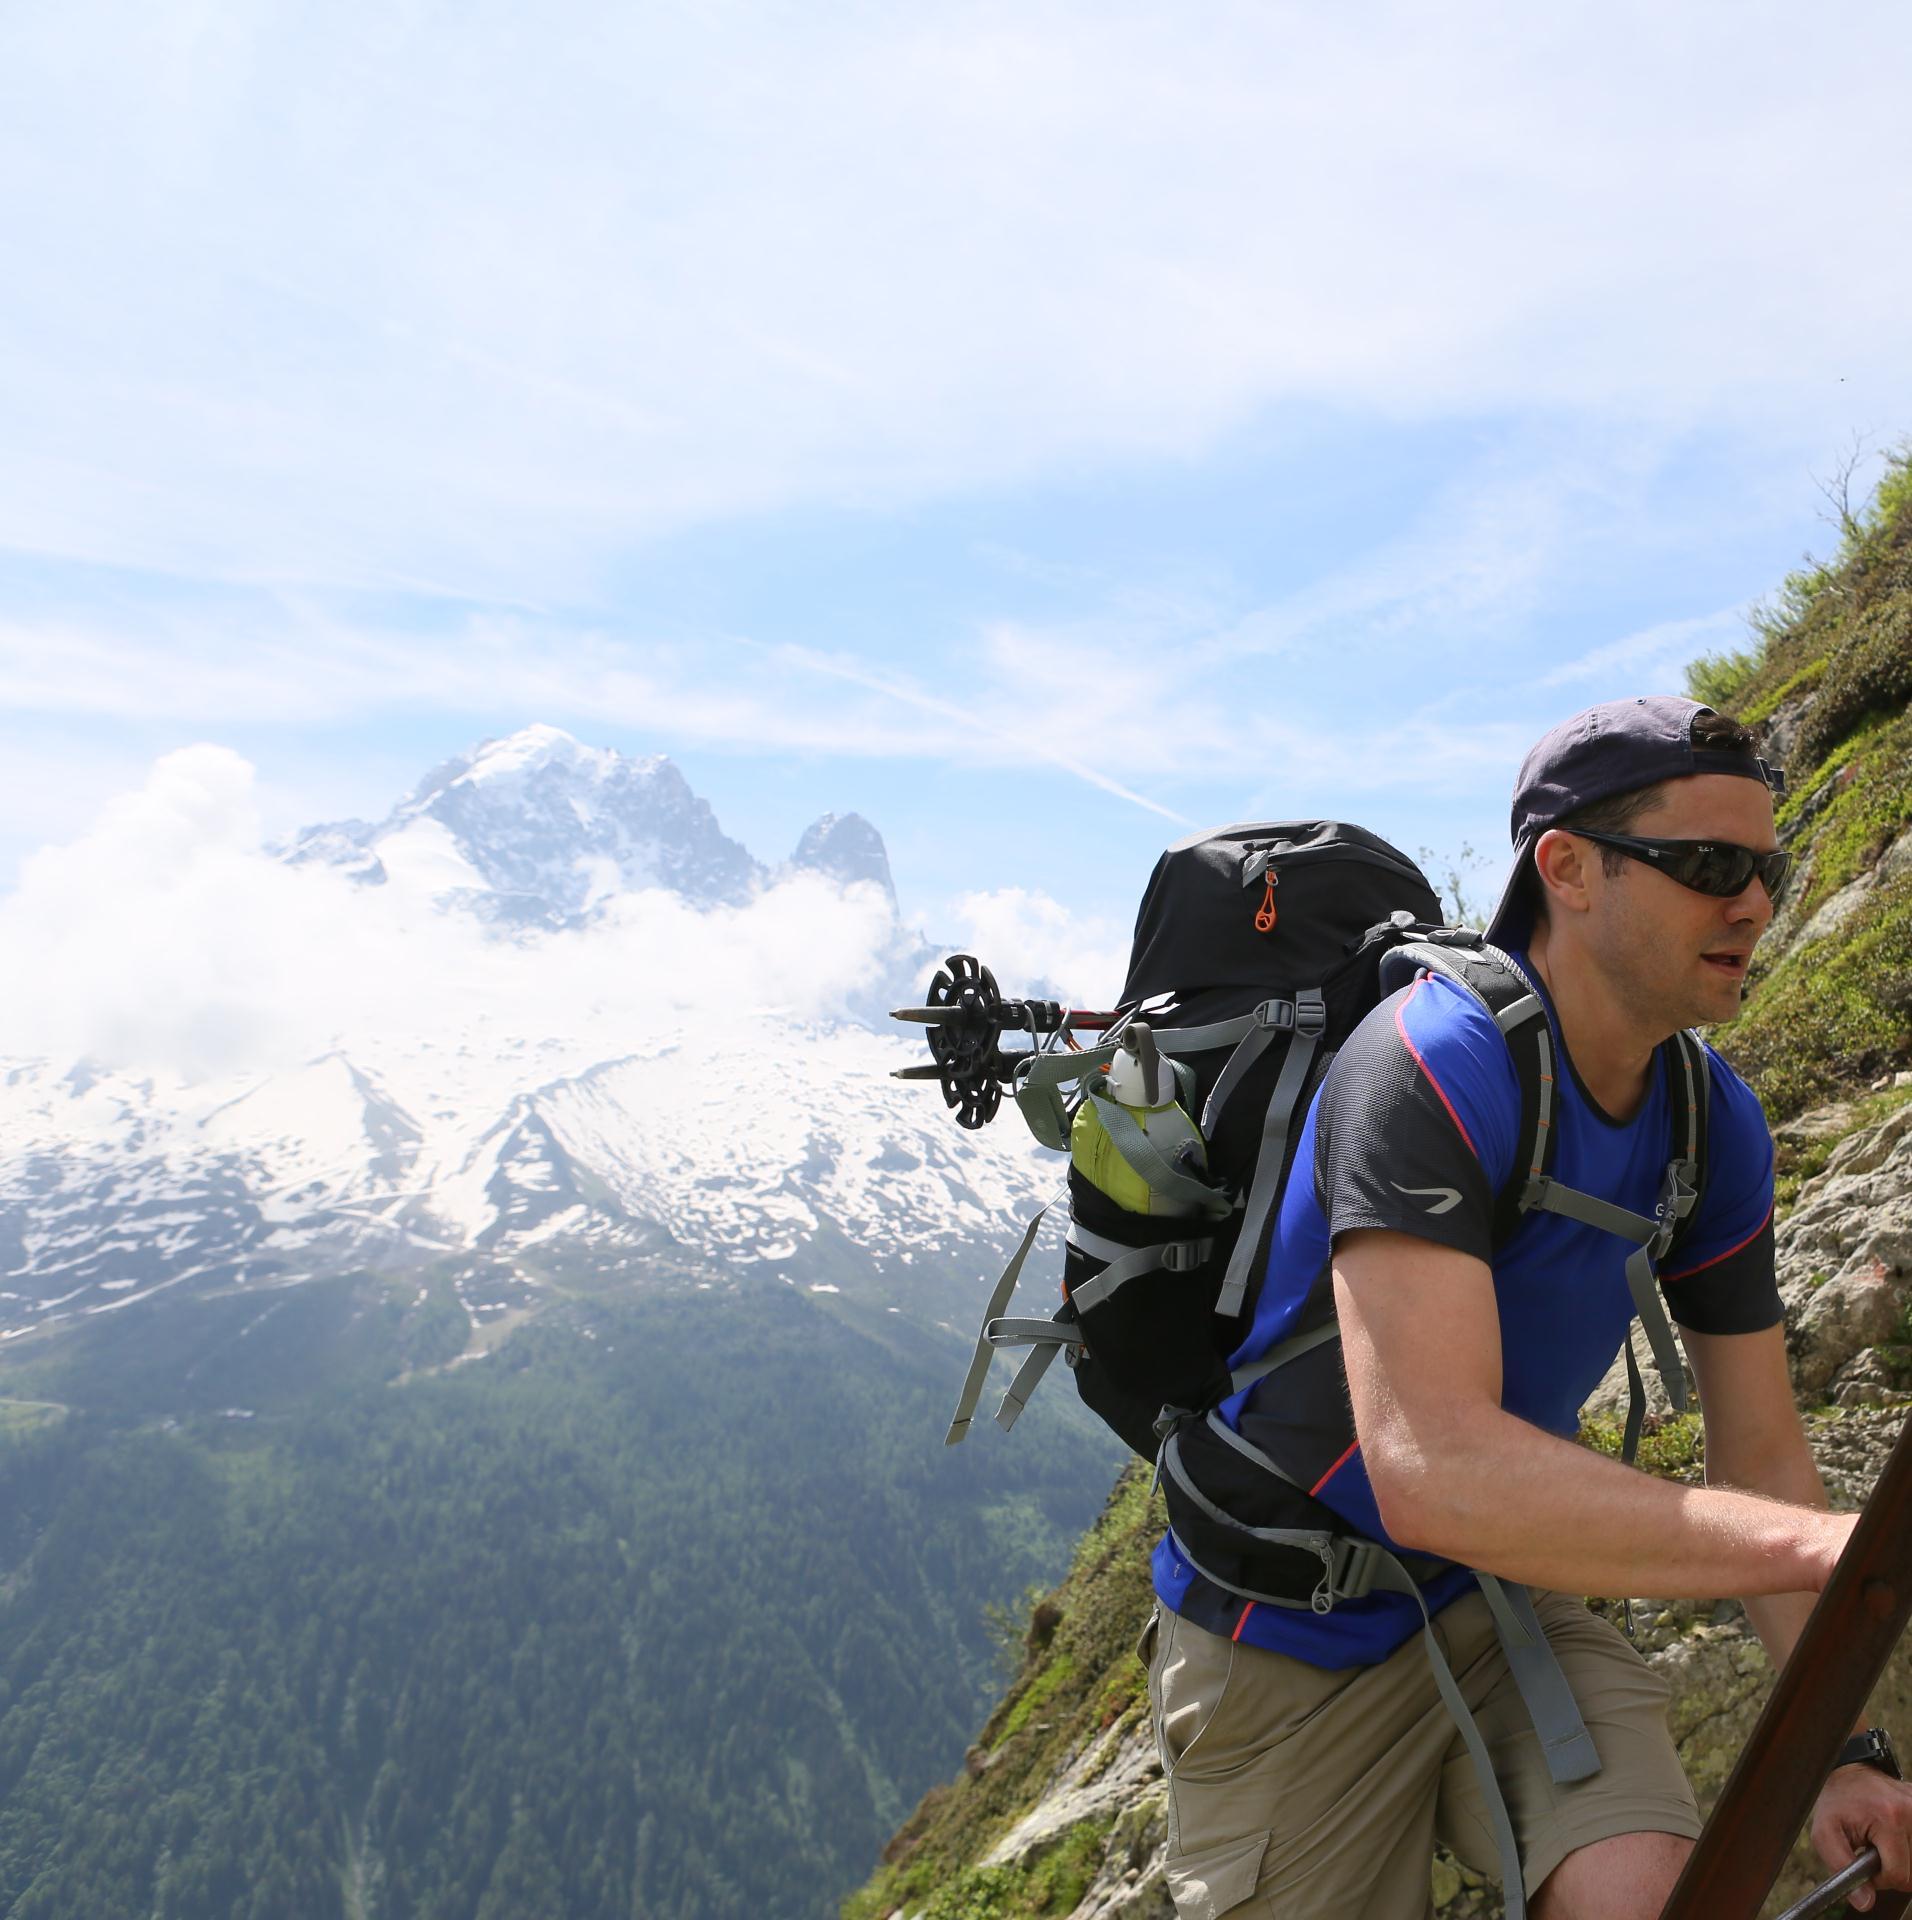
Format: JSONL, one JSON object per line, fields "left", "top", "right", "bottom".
{"left": 1532, "top": 828, "right": 1594, "bottom": 919}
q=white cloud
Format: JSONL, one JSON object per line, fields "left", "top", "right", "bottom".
{"left": 939, "top": 888, "right": 1131, "bottom": 1009}
{"left": 1, "top": 1, "right": 1908, "bottom": 596}
{"left": 1540, "top": 607, "right": 1746, "bottom": 690}
{"left": 0, "top": 747, "right": 903, "bottom": 1083}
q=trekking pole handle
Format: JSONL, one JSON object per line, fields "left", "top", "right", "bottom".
{"left": 1773, "top": 1846, "right": 1881, "bottom": 1920}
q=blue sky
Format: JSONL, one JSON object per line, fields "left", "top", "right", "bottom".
{"left": 5, "top": 0, "right": 1911, "bottom": 975}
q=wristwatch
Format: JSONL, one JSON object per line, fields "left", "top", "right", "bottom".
{"left": 1831, "top": 1729, "right": 1902, "bottom": 1780}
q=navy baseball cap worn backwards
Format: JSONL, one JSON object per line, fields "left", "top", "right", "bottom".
{"left": 1483, "top": 695, "right": 1786, "bottom": 949}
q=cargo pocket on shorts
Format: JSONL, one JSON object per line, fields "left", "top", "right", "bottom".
{"left": 1164, "top": 1830, "right": 1269, "bottom": 1919}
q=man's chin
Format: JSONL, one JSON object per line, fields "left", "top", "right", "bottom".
{"left": 1690, "top": 981, "right": 1749, "bottom": 1029}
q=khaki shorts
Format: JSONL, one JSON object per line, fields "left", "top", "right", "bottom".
{"left": 1143, "top": 1588, "right": 1700, "bottom": 1920}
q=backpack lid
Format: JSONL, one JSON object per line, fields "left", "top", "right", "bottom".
{"left": 1121, "top": 820, "right": 1441, "bottom": 1004}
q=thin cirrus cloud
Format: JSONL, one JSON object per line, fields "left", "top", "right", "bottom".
{"left": 0, "top": 428, "right": 1661, "bottom": 862}
{"left": 0, "top": 1, "right": 1908, "bottom": 599}
{"left": 1539, "top": 609, "right": 1750, "bottom": 691}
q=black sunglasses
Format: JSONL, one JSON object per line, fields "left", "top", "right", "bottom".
{"left": 1570, "top": 830, "right": 1793, "bottom": 903}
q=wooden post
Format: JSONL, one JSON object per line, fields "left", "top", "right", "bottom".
{"left": 1659, "top": 1411, "right": 1912, "bottom": 1920}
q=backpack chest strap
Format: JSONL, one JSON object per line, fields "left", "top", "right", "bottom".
{"left": 1521, "top": 1160, "right": 1698, "bottom": 1423}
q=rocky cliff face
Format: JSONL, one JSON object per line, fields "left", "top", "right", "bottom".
{"left": 849, "top": 455, "right": 1912, "bottom": 1920}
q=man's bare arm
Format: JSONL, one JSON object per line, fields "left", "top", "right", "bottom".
{"left": 1334, "top": 1227, "right": 1850, "bottom": 1598}
{"left": 1685, "top": 1322, "right": 1830, "bottom": 1660}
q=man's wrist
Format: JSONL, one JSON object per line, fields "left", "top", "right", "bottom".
{"left": 1830, "top": 1729, "right": 1901, "bottom": 1781}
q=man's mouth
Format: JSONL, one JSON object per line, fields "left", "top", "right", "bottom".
{"left": 1702, "top": 951, "right": 1751, "bottom": 977}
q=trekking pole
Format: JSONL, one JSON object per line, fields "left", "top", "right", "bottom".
{"left": 889, "top": 952, "right": 1125, "bottom": 1128}
{"left": 1657, "top": 1405, "right": 1912, "bottom": 1920}
{"left": 1773, "top": 1846, "right": 1881, "bottom": 1920}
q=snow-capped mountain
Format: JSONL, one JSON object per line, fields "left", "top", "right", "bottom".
{"left": 282, "top": 723, "right": 766, "bottom": 924}
{"left": 0, "top": 730, "right": 1053, "bottom": 1352}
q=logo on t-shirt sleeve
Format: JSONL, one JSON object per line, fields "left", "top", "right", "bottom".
{"left": 1391, "top": 1182, "right": 1463, "bottom": 1215}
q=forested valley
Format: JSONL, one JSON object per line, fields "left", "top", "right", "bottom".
{"left": 0, "top": 1276, "right": 1118, "bottom": 1919}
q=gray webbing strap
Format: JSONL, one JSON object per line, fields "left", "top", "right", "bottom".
{"left": 1160, "top": 1438, "right": 1543, "bottom": 1910}
{"left": 1068, "top": 1236, "right": 1214, "bottom": 1315}
{"left": 945, "top": 1192, "right": 1060, "bottom": 1445}
{"left": 1475, "top": 1568, "right": 1534, "bottom": 1647}
{"left": 1201, "top": 1023, "right": 1278, "bottom": 1139}
{"left": 1013, "top": 1078, "right": 1072, "bottom": 1151}
{"left": 1671, "top": 1030, "right": 1703, "bottom": 1171}
{"left": 1362, "top": 1554, "right": 1533, "bottom": 1920}
{"left": 1159, "top": 1521, "right": 1341, "bottom": 1613}
{"left": 996, "top": 1326, "right": 1068, "bottom": 1432}
{"left": 1493, "top": 991, "right": 1545, "bottom": 1036}
{"left": 1016, "top": 1042, "right": 1120, "bottom": 1094}
{"left": 1200, "top": 1407, "right": 1314, "bottom": 1496}
{"left": 1476, "top": 1575, "right": 1602, "bottom": 1784}
{"left": 1008, "top": 1003, "right": 1290, "bottom": 1103}
{"left": 1157, "top": 1447, "right": 1343, "bottom": 1600}
{"left": 1623, "top": 1242, "right": 1688, "bottom": 1415}
{"left": 1198, "top": 998, "right": 1299, "bottom": 1136}
{"left": 1212, "top": 990, "right": 1325, "bottom": 1321}
{"left": 985, "top": 1316, "right": 1085, "bottom": 1348}
{"left": 1521, "top": 1178, "right": 1659, "bottom": 1245}
{"left": 1526, "top": 1175, "right": 1689, "bottom": 1417}
{"left": 1091, "top": 1095, "right": 1232, "bottom": 1217}
{"left": 1156, "top": 1011, "right": 1261, "bottom": 1053}
{"left": 1226, "top": 1317, "right": 1340, "bottom": 1397}
{"left": 1067, "top": 1220, "right": 1135, "bottom": 1264}
{"left": 1526, "top": 1023, "right": 1555, "bottom": 1188}
{"left": 1621, "top": 1337, "right": 1647, "bottom": 1467}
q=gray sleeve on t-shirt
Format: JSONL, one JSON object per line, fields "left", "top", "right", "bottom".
{"left": 1313, "top": 990, "right": 1496, "bottom": 1265}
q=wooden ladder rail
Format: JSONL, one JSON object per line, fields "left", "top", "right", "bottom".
{"left": 1660, "top": 1408, "right": 1912, "bottom": 1920}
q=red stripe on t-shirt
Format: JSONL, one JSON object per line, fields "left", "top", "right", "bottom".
{"left": 1661, "top": 1201, "right": 1775, "bottom": 1282}
{"left": 1309, "top": 1439, "right": 1360, "bottom": 1497}
{"left": 1393, "top": 977, "right": 1479, "bottom": 1158}
{"left": 1231, "top": 1602, "right": 1256, "bottom": 1642}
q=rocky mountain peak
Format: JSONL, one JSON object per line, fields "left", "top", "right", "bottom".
{"left": 790, "top": 812, "right": 896, "bottom": 906}
{"left": 287, "top": 725, "right": 764, "bottom": 924}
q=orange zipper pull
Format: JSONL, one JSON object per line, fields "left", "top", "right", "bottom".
{"left": 1255, "top": 872, "right": 1278, "bottom": 933}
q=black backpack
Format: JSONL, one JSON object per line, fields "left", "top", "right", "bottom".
{"left": 930, "top": 819, "right": 1710, "bottom": 1472}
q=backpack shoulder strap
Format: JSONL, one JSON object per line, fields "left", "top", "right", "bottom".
{"left": 1664, "top": 1028, "right": 1712, "bottom": 1260}
{"left": 1377, "top": 934, "right": 1555, "bottom": 1246}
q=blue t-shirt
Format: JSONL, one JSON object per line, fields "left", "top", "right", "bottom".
{"left": 1152, "top": 952, "right": 1779, "bottom": 1666}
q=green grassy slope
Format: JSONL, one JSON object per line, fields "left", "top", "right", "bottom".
{"left": 846, "top": 451, "right": 1912, "bottom": 1920}
{"left": 844, "top": 1464, "right": 1161, "bottom": 1920}
{"left": 1709, "top": 449, "right": 1912, "bottom": 1124}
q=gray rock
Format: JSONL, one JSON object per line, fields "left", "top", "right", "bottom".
{"left": 979, "top": 1714, "right": 1163, "bottom": 1872}
{"left": 1774, "top": 1097, "right": 1873, "bottom": 1149}
{"left": 1787, "top": 826, "right": 1912, "bottom": 950}
{"left": 1829, "top": 1345, "right": 1905, "bottom": 1408}
{"left": 1791, "top": 1269, "right": 1904, "bottom": 1391}
{"left": 1584, "top": 1320, "right": 1685, "bottom": 1426}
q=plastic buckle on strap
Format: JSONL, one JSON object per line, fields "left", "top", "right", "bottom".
{"left": 1152, "top": 1403, "right": 1195, "bottom": 1444}
{"left": 1307, "top": 1537, "right": 1340, "bottom": 1614}
{"left": 1329, "top": 1538, "right": 1384, "bottom": 1601}
{"left": 1160, "top": 1238, "right": 1214, "bottom": 1274}
{"left": 1295, "top": 996, "right": 1328, "bottom": 1038}
{"left": 1251, "top": 998, "right": 1297, "bottom": 1033}
{"left": 1650, "top": 1163, "right": 1697, "bottom": 1255}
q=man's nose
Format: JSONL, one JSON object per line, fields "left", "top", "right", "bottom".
{"left": 1731, "top": 875, "right": 1776, "bottom": 929}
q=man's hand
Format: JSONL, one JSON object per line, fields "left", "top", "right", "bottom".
{"left": 1809, "top": 1765, "right": 1912, "bottom": 1911}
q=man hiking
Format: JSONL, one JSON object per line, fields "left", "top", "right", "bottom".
{"left": 1143, "top": 697, "right": 1912, "bottom": 1919}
